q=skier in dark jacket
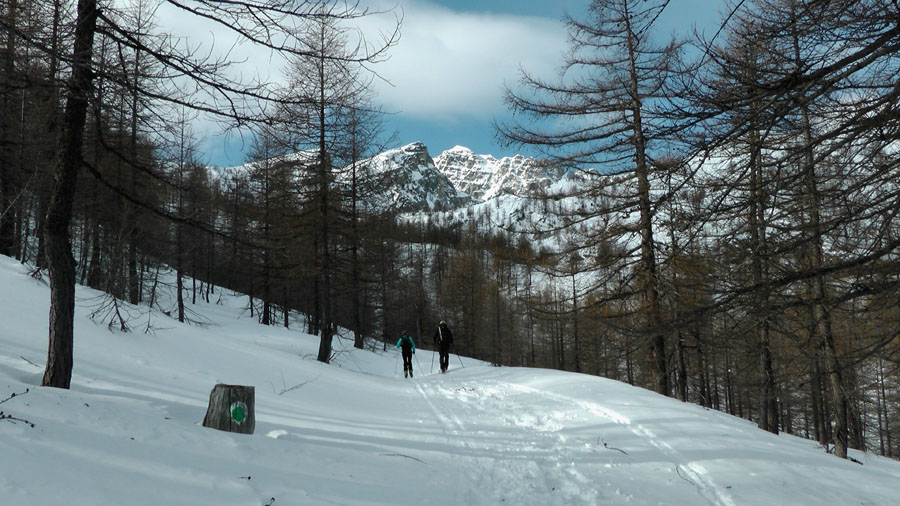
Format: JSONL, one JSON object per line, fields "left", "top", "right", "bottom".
{"left": 396, "top": 330, "right": 416, "bottom": 378}
{"left": 433, "top": 321, "right": 453, "bottom": 373}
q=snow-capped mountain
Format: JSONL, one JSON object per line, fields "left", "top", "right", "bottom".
{"left": 365, "top": 142, "right": 474, "bottom": 212}
{"left": 212, "top": 141, "right": 563, "bottom": 215}
{"left": 365, "top": 142, "right": 589, "bottom": 252}
{"left": 433, "top": 145, "right": 566, "bottom": 201}
{"left": 361, "top": 141, "right": 572, "bottom": 217}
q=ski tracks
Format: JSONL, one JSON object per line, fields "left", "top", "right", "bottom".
{"left": 414, "top": 382, "right": 493, "bottom": 505}
{"left": 503, "top": 381, "right": 738, "bottom": 506}
{"left": 415, "top": 380, "right": 599, "bottom": 505}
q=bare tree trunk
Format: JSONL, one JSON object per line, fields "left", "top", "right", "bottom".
{"left": 747, "top": 82, "right": 777, "bottom": 433}
{"left": 675, "top": 330, "right": 687, "bottom": 402}
{"left": 282, "top": 286, "right": 289, "bottom": 329}
{"left": 33, "top": 0, "right": 64, "bottom": 270}
{"left": 86, "top": 212, "right": 102, "bottom": 288}
{"left": 315, "top": 106, "right": 334, "bottom": 363}
{"left": 879, "top": 359, "right": 893, "bottom": 456}
{"left": 696, "top": 330, "right": 710, "bottom": 408}
{"left": 798, "top": 73, "right": 847, "bottom": 458}
{"left": 127, "top": 37, "right": 141, "bottom": 305}
{"left": 623, "top": 4, "right": 666, "bottom": 397}
{"left": 818, "top": 297, "right": 847, "bottom": 458}
{"left": 344, "top": 111, "right": 367, "bottom": 351}
{"left": 571, "top": 267, "right": 580, "bottom": 373}
{"left": 0, "top": 0, "right": 20, "bottom": 257}
{"left": 42, "top": 0, "right": 98, "bottom": 389}
{"left": 176, "top": 267, "right": 185, "bottom": 323}
{"left": 669, "top": 230, "right": 687, "bottom": 402}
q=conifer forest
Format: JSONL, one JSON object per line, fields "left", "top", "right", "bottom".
{"left": 1, "top": 0, "right": 898, "bottom": 461}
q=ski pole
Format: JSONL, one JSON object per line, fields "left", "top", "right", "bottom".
{"left": 430, "top": 348, "right": 436, "bottom": 374}
{"left": 414, "top": 351, "right": 424, "bottom": 374}
{"left": 451, "top": 343, "right": 465, "bottom": 368}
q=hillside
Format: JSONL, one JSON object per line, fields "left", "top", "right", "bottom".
{"left": 1, "top": 254, "right": 898, "bottom": 505}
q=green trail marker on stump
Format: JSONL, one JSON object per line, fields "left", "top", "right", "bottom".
{"left": 230, "top": 401, "right": 247, "bottom": 424}
{"left": 202, "top": 384, "right": 255, "bottom": 434}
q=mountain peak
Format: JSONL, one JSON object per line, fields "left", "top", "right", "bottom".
{"left": 364, "top": 142, "right": 472, "bottom": 212}
{"left": 433, "top": 147, "right": 562, "bottom": 201}
{"left": 402, "top": 141, "right": 429, "bottom": 155}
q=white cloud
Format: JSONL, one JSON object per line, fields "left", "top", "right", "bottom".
{"left": 362, "top": 0, "right": 569, "bottom": 120}
{"left": 149, "top": 0, "right": 567, "bottom": 121}
{"left": 142, "top": 0, "right": 568, "bottom": 161}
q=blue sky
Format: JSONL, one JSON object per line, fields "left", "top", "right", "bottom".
{"left": 202, "top": 0, "right": 726, "bottom": 166}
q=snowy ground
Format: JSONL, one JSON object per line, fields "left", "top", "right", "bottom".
{"left": 1, "top": 255, "right": 898, "bottom": 505}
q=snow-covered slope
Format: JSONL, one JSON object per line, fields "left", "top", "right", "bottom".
{"left": 4, "top": 255, "right": 897, "bottom": 505}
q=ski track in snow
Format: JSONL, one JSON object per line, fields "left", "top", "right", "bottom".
{"left": 499, "top": 381, "right": 738, "bottom": 506}
{"left": 417, "top": 377, "right": 614, "bottom": 505}
{"left": 415, "top": 380, "right": 600, "bottom": 505}
{"left": 414, "top": 382, "right": 489, "bottom": 505}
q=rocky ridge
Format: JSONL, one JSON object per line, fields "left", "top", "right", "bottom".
{"left": 433, "top": 145, "right": 565, "bottom": 202}
{"left": 364, "top": 142, "right": 474, "bottom": 212}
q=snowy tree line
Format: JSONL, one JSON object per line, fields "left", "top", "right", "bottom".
{"left": 0, "top": 0, "right": 399, "bottom": 384}
{"left": 395, "top": 0, "right": 900, "bottom": 462}
{"left": 493, "top": 0, "right": 900, "bottom": 461}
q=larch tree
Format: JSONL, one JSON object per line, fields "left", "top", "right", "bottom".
{"left": 276, "top": 8, "right": 396, "bottom": 363}
{"left": 689, "top": 0, "right": 900, "bottom": 456}
{"left": 688, "top": 7, "right": 784, "bottom": 433}
{"left": 498, "top": 0, "right": 688, "bottom": 396}
{"left": 38, "top": 0, "right": 399, "bottom": 387}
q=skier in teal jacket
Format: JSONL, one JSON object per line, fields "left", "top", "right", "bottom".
{"left": 396, "top": 330, "right": 416, "bottom": 378}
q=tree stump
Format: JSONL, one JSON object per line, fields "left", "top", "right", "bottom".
{"left": 202, "top": 384, "right": 255, "bottom": 435}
